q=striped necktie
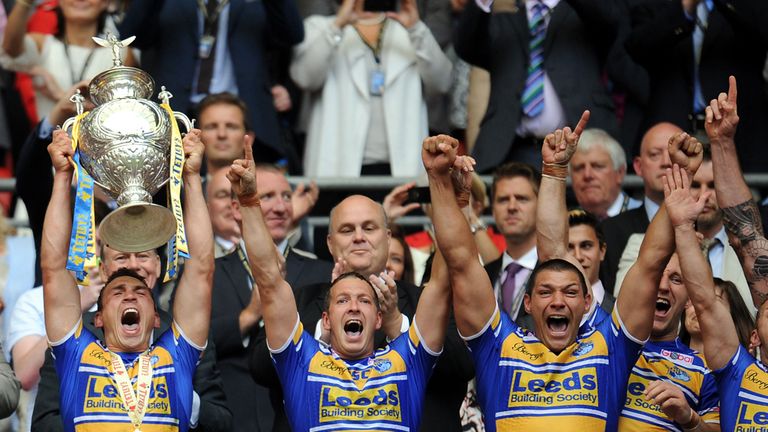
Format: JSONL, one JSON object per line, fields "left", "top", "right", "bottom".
{"left": 521, "top": 1, "right": 548, "bottom": 117}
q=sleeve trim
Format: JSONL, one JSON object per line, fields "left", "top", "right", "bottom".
{"left": 614, "top": 307, "right": 648, "bottom": 346}
{"left": 48, "top": 318, "right": 82, "bottom": 347}
{"left": 268, "top": 313, "right": 300, "bottom": 354}
{"left": 459, "top": 303, "right": 498, "bottom": 341}
{"left": 174, "top": 321, "right": 207, "bottom": 352}
{"left": 413, "top": 321, "right": 442, "bottom": 357}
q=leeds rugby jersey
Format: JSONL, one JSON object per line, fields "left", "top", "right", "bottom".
{"left": 51, "top": 319, "right": 203, "bottom": 432}
{"left": 619, "top": 339, "right": 719, "bottom": 431}
{"left": 270, "top": 316, "right": 439, "bottom": 431}
{"left": 714, "top": 345, "right": 768, "bottom": 432}
{"left": 465, "top": 304, "right": 644, "bottom": 432}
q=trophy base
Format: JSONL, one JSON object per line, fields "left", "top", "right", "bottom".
{"left": 100, "top": 203, "right": 177, "bottom": 253}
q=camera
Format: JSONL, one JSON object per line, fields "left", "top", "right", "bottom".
{"left": 363, "top": 0, "right": 397, "bottom": 12}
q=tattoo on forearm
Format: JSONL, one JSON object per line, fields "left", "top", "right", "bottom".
{"left": 742, "top": 237, "right": 768, "bottom": 306}
{"left": 722, "top": 199, "right": 764, "bottom": 245}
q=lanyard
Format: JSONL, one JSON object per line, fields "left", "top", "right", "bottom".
{"left": 63, "top": 41, "right": 96, "bottom": 84}
{"left": 620, "top": 194, "right": 631, "bottom": 214}
{"left": 354, "top": 20, "right": 387, "bottom": 64}
{"left": 236, "top": 244, "right": 253, "bottom": 282}
{"left": 109, "top": 351, "right": 153, "bottom": 432}
{"left": 196, "top": 0, "right": 230, "bottom": 36}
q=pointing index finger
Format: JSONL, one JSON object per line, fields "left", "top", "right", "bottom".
{"left": 573, "top": 110, "right": 591, "bottom": 136}
{"left": 243, "top": 139, "right": 254, "bottom": 162}
{"left": 728, "top": 75, "right": 737, "bottom": 105}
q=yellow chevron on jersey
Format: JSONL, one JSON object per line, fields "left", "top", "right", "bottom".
{"left": 51, "top": 320, "right": 202, "bottom": 432}
{"left": 465, "top": 304, "right": 643, "bottom": 432}
{"left": 271, "top": 317, "right": 439, "bottom": 431}
{"left": 715, "top": 345, "right": 768, "bottom": 432}
{"left": 619, "top": 340, "right": 719, "bottom": 431}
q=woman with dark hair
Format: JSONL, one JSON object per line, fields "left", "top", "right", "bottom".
{"left": 681, "top": 277, "right": 755, "bottom": 353}
{"left": 1, "top": 0, "right": 134, "bottom": 121}
{"left": 387, "top": 225, "right": 415, "bottom": 285}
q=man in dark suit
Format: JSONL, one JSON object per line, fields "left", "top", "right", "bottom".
{"left": 118, "top": 0, "right": 305, "bottom": 165}
{"left": 250, "top": 194, "right": 474, "bottom": 431}
{"left": 626, "top": 0, "right": 768, "bottom": 173}
{"left": 600, "top": 121, "right": 680, "bottom": 292}
{"left": 483, "top": 162, "right": 540, "bottom": 325}
{"left": 210, "top": 164, "right": 333, "bottom": 432}
{"left": 453, "top": 0, "right": 619, "bottom": 173}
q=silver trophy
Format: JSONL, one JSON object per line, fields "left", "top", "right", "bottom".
{"left": 63, "top": 34, "right": 192, "bottom": 253}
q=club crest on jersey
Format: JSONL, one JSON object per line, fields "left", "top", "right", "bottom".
{"left": 573, "top": 341, "right": 594, "bottom": 357}
{"left": 151, "top": 355, "right": 160, "bottom": 365}
{"left": 374, "top": 359, "right": 392, "bottom": 373}
{"left": 667, "top": 366, "right": 691, "bottom": 382}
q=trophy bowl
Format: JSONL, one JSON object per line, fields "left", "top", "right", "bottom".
{"left": 76, "top": 96, "right": 179, "bottom": 252}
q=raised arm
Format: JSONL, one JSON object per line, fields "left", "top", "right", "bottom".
{"left": 414, "top": 152, "right": 475, "bottom": 351}
{"left": 425, "top": 134, "right": 493, "bottom": 336}
{"left": 666, "top": 164, "right": 739, "bottom": 370}
{"left": 616, "top": 133, "right": 703, "bottom": 341}
{"left": 538, "top": 110, "right": 590, "bottom": 263}
{"left": 172, "top": 130, "right": 214, "bottom": 348}
{"left": 227, "top": 144, "right": 298, "bottom": 349}
{"left": 705, "top": 76, "right": 768, "bottom": 308}
{"left": 40, "top": 131, "right": 82, "bottom": 342}
{"left": 2, "top": 0, "right": 36, "bottom": 57}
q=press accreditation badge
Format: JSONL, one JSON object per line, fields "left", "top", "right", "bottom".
{"left": 199, "top": 35, "right": 215, "bottom": 59}
{"left": 370, "top": 69, "right": 385, "bottom": 96}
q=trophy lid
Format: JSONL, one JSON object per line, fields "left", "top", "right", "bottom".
{"left": 88, "top": 34, "right": 155, "bottom": 105}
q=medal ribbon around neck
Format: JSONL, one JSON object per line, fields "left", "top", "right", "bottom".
{"left": 109, "top": 351, "right": 153, "bottom": 431}
{"left": 160, "top": 103, "right": 189, "bottom": 282}
{"left": 65, "top": 112, "right": 99, "bottom": 283}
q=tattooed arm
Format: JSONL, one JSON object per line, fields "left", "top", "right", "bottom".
{"left": 705, "top": 76, "right": 768, "bottom": 307}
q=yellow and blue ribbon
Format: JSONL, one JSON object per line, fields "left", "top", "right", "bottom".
{"left": 66, "top": 113, "right": 98, "bottom": 283}
{"left": 161, "top": 104, "right": 189, "bottom": 282}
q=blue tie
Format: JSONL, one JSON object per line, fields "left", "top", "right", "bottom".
{"left": 521, "top": 2, "right": 548, "bottom": 117}
{"left": 692, "top": 1, "right": 710, "bottom": 112}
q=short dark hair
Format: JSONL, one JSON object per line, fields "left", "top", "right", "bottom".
{"left": 568, "top": 208, "right": 606, "bottom": 247}
{"left": 97, "top": 268, "right": 152, "bottom": 311}
{"left": 491, "top": 162, "right": 541, "bottom": 200}
{"left": 324, "top": 272, "right": 381, "bottom": 312}
{"left": 527, "top": 258, "right": 589, "bottom": 296}
{"left": 196, "top": 92, "right": 250, "bottom": 130}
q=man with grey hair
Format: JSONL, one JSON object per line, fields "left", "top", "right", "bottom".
{"left": 569, "top": 128, "right": 641, "bottom": 220}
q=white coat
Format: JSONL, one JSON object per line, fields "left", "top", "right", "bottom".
{"left": 291, "top": 16, "right": 452, "bottom": 177}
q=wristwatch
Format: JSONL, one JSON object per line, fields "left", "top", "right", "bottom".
{"left": 470, "top": 220, "right": 487, "bottom": 234}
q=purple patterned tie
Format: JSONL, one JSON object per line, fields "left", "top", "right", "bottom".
{"left": 501, "top": 262, "right": 524, "bottom": 315}
{"left": 521, "top": 1, "right": 548, "bottom": 117}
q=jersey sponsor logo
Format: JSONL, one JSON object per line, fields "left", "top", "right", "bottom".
{"left": 744, "top": 368, "right": 768, "bottom": 392}
{"left": 737, "top": 402, "right": 768, "bottom": 428}
{"left": 660, "top": 349, "right": 693, "bottom": 364}
{"left": 319, "top": 384, "right": 401, "bottom": 423}
{"left": 508, "top": 368, "right": 598, "bottom": 407}
{"left": 373, "top": 359, "right": 392, "bottom": 373}
{"left": 84, "top": 375, "right": 171, "bottom": 414}
{"left": 625, "top": 380, "right": 665, "bottom": 415}
{"left": 667, "top": 366, "right": 691, "bottom": 382}
{"left": 573, "top": 342, "right": 594, "bottom": 357}
{"left": 508, "top": 342, "right": 544, "bottom": 362}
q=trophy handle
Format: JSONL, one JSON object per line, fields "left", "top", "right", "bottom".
{"left": 61, "top": 117, "right": 76, "bottom": 135}
{"left": 173, "top": 111, "right": 193, "bottom": 135}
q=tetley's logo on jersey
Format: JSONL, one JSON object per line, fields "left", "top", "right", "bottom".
{"left": 320, "top": 384, "right": 401, "bottom": 423}
{"left": 509, "top": 368, "right": 598, "bottom": 407}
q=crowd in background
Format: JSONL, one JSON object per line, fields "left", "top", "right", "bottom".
{"left": 0, "top": 0, "right": 766, "bottom": 430}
